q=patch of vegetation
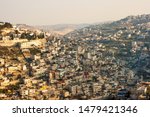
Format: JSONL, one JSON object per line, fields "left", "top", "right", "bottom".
{"left": 29, "top": 48, "right": 41, "bottom": 55}
{"left": 0, "top": 22, "right": 12, "bottom": 30}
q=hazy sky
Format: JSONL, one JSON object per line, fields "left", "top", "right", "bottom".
{"left": 0, "top": 0, "right": 150, "bottom": 25}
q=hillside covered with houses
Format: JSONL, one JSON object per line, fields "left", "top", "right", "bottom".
{"left": 0, "top": 14, "right": 150, "bottom": 100}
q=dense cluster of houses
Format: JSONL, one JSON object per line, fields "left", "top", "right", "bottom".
{"left": 0, "top": 17, "right": 150, "bottom": 100}
{"left": 0, "top": 22, "right": 48, "bottom": 41}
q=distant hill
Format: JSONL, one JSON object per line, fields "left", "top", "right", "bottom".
{"left": 35, "top": 24, "right": 90, "bottom": 35}
{"left": 16, "top": 24, "right": 37, "bottom": 31}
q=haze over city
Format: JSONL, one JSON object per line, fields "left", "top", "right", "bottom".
{"left": 0, "top": 0, "right": 150, "bottom": 25}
